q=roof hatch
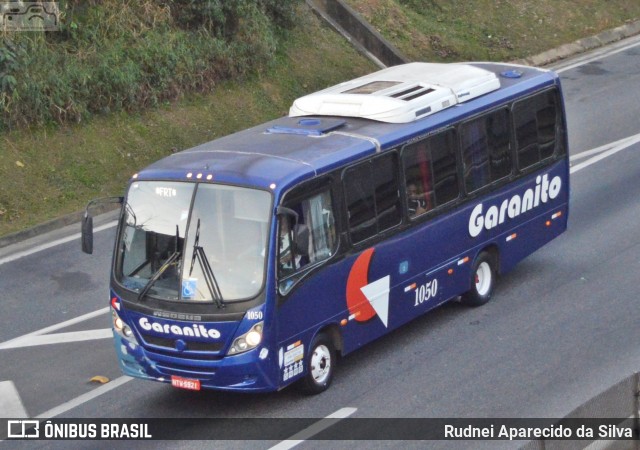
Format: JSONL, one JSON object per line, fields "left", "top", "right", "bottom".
{"left": 266, "top": 118, "right": 346, "bottom": 136}
{"left": 289, "top": 62, "right": 501, "bottom": 123}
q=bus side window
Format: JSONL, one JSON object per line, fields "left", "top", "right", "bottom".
{"left": 514, "top": 90, "right": 559, "bottom": 170}
{"left": 402, "top": 128, "right": 459, "bottom": 217}
{"left": 344, "top": 163, "right": 376, "bottom": 243}
{"left": 461, "top": 117, "right": 489, "bottom": 193}
{"left": 461, "top": 108, "right": 511, "bottom": 194}
{"left": 345, "top": 153, "right": 401, "bottom": 243}
{"left": 278, "top": 189, "right": 337, "bottom": 284}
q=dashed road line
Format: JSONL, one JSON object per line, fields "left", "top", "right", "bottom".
{"left": 0, "top": 307, "right": 109, "bottom": 350}
{"left": 0, "top": 381, "right": 29, "bottom": 418}
{"left": 269, "top": 407, "right": 358, "bottom": 450}
{"left": 0, "top": 329, "right": 113, "bottom": 350}
{"left": 35, "top": 376, "right": 132, "bottom": 419}
{"left": 570, "top": 132, "right": 640, "bottom": 174}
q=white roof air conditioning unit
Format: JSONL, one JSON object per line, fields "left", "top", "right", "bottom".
{"left": 289, "top": 62, "right": 501, "bottom": 123}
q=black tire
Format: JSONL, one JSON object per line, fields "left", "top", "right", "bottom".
{"left": 461, "top": 251, "right": 497, "bottom": 307}
{"left": 299, "top": 332, "right": 335, "bottom": 395}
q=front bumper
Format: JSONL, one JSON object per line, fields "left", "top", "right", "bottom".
{"left": 113, "top": 332, "right": 279, "bottom": 392}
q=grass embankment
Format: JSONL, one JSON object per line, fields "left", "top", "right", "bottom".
{"left": 0, "top": 4, "right": 375, "bottom": 237}
{"left": 346, "top": 0, "right": 640, "bottom": 62}
{"left": 1, "top": 0, "right": 640, "bottom": 238}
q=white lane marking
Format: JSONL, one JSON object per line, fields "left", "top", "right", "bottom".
{"left": 0, "top": 329, "right": 113, "bottom": 350}
{"left": 269, "top": 407, "right": 358, "bottom": 450}
{"left": 0, "top": 307, "right": 109, "bottom": 350}
{"left": 570, "top": 132, "right": 640, "bottom": 174}
{"left": 0, "top": 381, "right": 29, "bottom": 418}
{"left": 570, "top": 132, "right": 640, "bottom": 161}
{"left": 35, "top": 375, "right": 132, "bottom": 419}
{"left": 0, "top": 221, "right": 117, "bottom": 267}
{"left": 554, "top": 38, "right": 640, "bottom": 73}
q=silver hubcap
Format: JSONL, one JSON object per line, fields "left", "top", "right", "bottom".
{"left": 310, "top": 344, "right": 331, "bottom": 385}
{"left": 475, "top": 261, "right": 492, "bottom": 296}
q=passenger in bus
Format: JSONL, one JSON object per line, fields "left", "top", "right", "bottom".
{"left": 407, "top": 183, "right": 427, "bottom": 217}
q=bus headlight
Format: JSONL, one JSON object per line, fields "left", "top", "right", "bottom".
{"left": 228, "top": 322, "right": 263, "bottom": 355}
{"left": 112, "top": 308, "right": 137, "bottom": 343}
{"left": 122, "top": 324, "right": 134, "bottom": 338}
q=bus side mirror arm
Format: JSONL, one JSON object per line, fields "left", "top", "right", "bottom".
{"left": 276, "top": 206, "right": 298, "bottom": 223}
{"left": 276, "top": 205, "right": 310, "bottom": 259}
{"left": 81, "top": 196, "right": 124, "bottom": 255}
{"left": 276, "top": 205, "right": 301, "bottom": 244}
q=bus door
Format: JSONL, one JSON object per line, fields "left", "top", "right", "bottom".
{"left": 275, "top": 180, "right": 339, "bottom": 385}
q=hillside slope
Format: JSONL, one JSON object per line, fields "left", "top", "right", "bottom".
{"left": 346, "top": 0, "right": 640, "bottom": 62}
{"left": 1, "top": 0, "right": 639, "bottom": 239}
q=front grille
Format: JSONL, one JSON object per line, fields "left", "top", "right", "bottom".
{"left": 142, "top": 334, "right": 224, "bottom": 354}
{"left": 155, "top": 363, "right": 217, "bottom": 379}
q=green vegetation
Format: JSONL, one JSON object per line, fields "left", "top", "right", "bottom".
{"left": 0, "top": 2, "right": 375, "bottom": 237}
{"left": 0, "top": 0, "right": 298, "bottom": 129}
{"left": 1, "top": 0, "right": 639, "bottom": 238}
{"left": 346, "top": 0, "right": 640, "bottom": 62}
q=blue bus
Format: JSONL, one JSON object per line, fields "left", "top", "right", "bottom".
{"left": 82, "top": 62, "right": 569, "bottom": 394}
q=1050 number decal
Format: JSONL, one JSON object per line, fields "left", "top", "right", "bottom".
{"left": 414, "top": 279, "right": 438, "bottom": 306}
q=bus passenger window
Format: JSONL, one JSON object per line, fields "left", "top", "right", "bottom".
{"left": 537, "top": 104, "right": 557, "bottom": 159}
{"left": 345, "top": 163, "right": 376, "bottom": 242}
{"left": 373, "top": 154, "right": 402, "bottom": 231}
{"left": 402, "top": 128, "right": 458, "bottom": 217}
{"left": 462, "top": 118, "right": 490, "bottom": 193}
{"left": 461, "top": 109, "right": 511, "bottom": 193}
{"left": 486, "top": 110, "right": 511, "bottom": 180}
{"left": 514, "top": 90, "right": 559, "bottom": 170}
{"left": 345, "top": 153, "right": 401, "bottom": 242}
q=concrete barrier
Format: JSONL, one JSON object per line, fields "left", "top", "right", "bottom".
{"left": 306, "top": 0, "right": 408, "bottom": 68}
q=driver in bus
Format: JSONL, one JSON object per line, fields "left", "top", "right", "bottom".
{"left": 278, "top": 216, "right": 309, "bottom": 274}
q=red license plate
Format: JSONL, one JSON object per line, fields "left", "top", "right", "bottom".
{"left": 171, "top": 375, "right": 201, "bottom": 391}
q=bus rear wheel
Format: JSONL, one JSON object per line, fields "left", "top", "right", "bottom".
{"left": 299, "top": 332, "right": 335, "bottom": 395}
{"left": 461, "top": 251, "right": 496, "bottom": 307}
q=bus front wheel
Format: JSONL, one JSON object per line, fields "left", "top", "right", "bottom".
{"left": 299, "top": 332, "right": 335, "bottom": 395}
{"left": 461, "top": 251, "right": 496, "bottom": 307}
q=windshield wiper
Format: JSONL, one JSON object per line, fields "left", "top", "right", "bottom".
{"left": 137, "top": 225, "right": 181, "bottom": 301}
{"left": 188, "top": 219, "right": 225, "bottom": 308}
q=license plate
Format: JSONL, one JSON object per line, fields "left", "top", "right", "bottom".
{"left": 171, "top": 375, "right": 201, "bottom": 391}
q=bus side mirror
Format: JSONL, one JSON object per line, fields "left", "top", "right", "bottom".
{"left": 80, "top": 196, "right": 123, "bottom": 255}
{"left": 81, "top": 213, "right": 94, "bottom": 254}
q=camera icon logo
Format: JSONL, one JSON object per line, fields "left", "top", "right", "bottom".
{"left": 1, "top": 2, "right": 60, "bottom": 31}
{"left": 7, "top": 420, "right": 40, "bottom": 438}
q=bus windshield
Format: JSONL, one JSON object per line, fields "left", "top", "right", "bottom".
{"left": 116, "top": 181, "right": 271, "bottom": 303}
